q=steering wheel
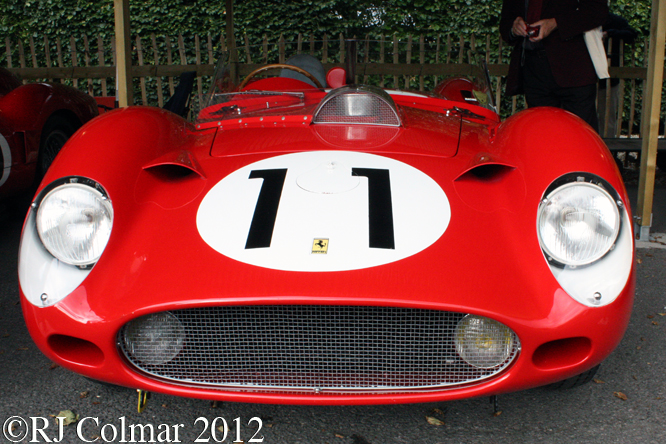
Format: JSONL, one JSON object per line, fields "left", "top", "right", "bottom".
{"left": 238, "top": 64, "right": 324, "bottom": 90}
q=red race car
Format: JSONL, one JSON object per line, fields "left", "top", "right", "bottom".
{"left": 19, "top": 44, "right": 634, "bottom": 407}
{"left": 0, "top": 67, "right": 98, "bottom": 200}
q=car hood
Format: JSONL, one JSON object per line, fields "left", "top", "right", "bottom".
{"left": 26, "top": 105, "right": 633, "bottom": 334}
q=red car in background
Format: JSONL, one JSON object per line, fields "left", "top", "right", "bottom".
{"left": 0, "top": 67, "right": 98, "bottom": 200}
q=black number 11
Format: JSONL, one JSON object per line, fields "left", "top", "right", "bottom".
{"left": 245, "top": 168, "right": 395, "bottom": 250}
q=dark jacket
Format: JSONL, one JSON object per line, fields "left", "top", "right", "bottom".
{"left": 500, "top": 0, "right": 609, "bottom": 95}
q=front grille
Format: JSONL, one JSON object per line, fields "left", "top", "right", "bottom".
{"left": 118, "top": 306, "right": 520, "bottom": 393}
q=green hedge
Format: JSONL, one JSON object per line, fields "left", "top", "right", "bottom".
{"left": 2, "top": 0, "right": 653, "bottom": 44}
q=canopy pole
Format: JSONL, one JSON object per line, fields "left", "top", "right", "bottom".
{"left": 114, "top": 0, "right": 133, "bottom": 107}
{"left": 636, "top": 0, "right": 666, "bottom": 240}
{"left": 225, "top": 0, "right": 234, "bottom": 50}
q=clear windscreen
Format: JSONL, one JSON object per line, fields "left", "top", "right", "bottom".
{"left": 196, "top": 40, "right": 496, "bottom": 125}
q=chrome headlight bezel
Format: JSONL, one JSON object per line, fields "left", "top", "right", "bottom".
{"left": 537, "top": 174, "right": 623, "bottom": 268}
{"left": 34, "top": 177, "right": 113, "bottom": 268}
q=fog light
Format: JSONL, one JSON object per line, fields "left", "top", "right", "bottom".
{"left": 122, "top": 313, "right": 185, "bottom": 366}
{"left": 455, "top": 315, "right": 518, "bottom": 369}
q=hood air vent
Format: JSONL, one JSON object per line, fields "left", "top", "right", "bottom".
{"left": 313, "top": 86, "right": 401, "bottom": 127}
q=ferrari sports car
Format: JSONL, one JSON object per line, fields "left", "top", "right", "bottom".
{"left": 0, "top": 67, "right": 98, "bottom": 200}
{"left": 19, "top": 45, "right": 634, "bottom": 407}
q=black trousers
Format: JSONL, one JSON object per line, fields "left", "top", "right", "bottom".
{"left": 523, "top": 50, "right": 599, "bottom": 133}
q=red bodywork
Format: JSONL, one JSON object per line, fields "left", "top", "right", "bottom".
{"left": 19, "top": 74, "right": 634, "bottom": 405}
{"left": 0, "top": 68, "right": 98, "bottom": 199}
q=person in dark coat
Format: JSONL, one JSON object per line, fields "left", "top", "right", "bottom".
{"left": 500, "top": 0, "right": 608, "bottom": 132}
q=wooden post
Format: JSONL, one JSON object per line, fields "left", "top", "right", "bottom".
{"left": 114, "top": 0, "right": 133, "bottom": 107}
{"left": 70, "top": 37, "right": 79, "bottom": 88}
{"left": 151, "top": 34, "right": 163, "bottom": 106}
{"left": 83, "top": 35, "right": 93, "bottom": 95}
{"left": 56, "top": 37, "right": 64, "bottom": 84}
{"left": 226, "top": 0, "right": 236, "bottom": 60}
{"left": 135, "top": 35, "right": 147, "bottom": 105}
{"left": 636, "top": 0, "right": 666, "bottom": 240}
{"left": 44, "top": 36, "right": 52, "bottom": 82}
{"left": 165, "top": 36, "right": 175, "bottom": 95}
{"left": 5, "top": 37, "right": 12, "bottom": 68}
{"left": 98, "top": 36, "right": 108, "bottom": 97}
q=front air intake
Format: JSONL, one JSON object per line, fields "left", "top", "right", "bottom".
{"left": 118, "top": 305, "right": 520, "bottom": 393}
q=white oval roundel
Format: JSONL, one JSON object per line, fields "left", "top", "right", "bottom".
{"left": 197, "top": 151, "right": 450, "bottom": 271}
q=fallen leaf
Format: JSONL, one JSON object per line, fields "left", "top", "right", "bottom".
{"left": 593, "top": 378, "right": 605, "bottom": 384}
{"left": 79, "top": 391, "right": 89, "bottom": 399}
{"left": 335, "top": 434, "right": 345, "bottom": 439}
{"left": 658, "top": 313, "right": 666, "bottom": 317}
{"left": 17, "top": 347, "right": 28, "bottom": 351}
{"left": 613, "top": 392, "right": 628, "bottom": 401}
{"left": 637, "top": 258, "right": 642, "bottom": 264}
{"left": 426, "top": 416, "right": 445, "bottom": 426}
{"left": 49, "top": 363, "right": 59, "bottom": 370}
{"left": 56, "top": 410, "right": 79, "bottom": 426}
{"left": 652, "top": 321, "right": 659, "bottom": 326}
{"left": 493, "top": 410, "right": 503, "bottom": 417}
{"left": 647, "top": 315, "right": 654, "bottom": 319}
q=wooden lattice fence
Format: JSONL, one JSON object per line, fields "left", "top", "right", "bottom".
{"left": 3, "top": 32, "right": 663, "bottom": 141}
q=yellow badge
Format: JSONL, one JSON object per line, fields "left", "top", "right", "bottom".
{"left": 312, "top": 239, "right": 329, "bottom": 254}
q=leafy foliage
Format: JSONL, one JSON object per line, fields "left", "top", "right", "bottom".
{"left": 2, "top": 0, "right": 654, "bottom": 43}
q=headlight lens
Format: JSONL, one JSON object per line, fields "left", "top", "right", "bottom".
{"left": 537, "top": 182, "right": 620, "bottom": 266}
{"left": 455, "top": 315, "right": 518, "bottom": 369}
{"left": 122, "top": 313, "right": 185, "bottom": 366}
{"left": 36, "top": 182, "right": 113, "bottom": 266}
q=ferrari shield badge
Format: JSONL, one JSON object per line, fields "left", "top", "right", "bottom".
{"left": 312, "top": 239, "right": 329, "bottom": 254}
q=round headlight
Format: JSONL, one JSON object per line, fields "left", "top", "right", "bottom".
{"left": 36, "top": 182, "right": 113, "bottom": 266}
{"left": 122, "top": 313, "right": 185, "bottom": 366}
{"left": 455, "top": 315, "right": 518, "bottom": 369}
{"left": 537, "top": 182, "right": 620, "bottom": 266}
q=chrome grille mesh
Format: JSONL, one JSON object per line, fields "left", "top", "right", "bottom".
{"left": 312, "top": 86, "right": 401, "bottom": 126}
{"left": 119, "top": 306, "right": 520, "bottom": 393}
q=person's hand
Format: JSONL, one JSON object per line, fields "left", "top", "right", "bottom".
{"left": 511, "top": 17, "right": 528, "bottom": 37}
{"left": 529, "top": 18, "right": 558, "bottom": 42}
